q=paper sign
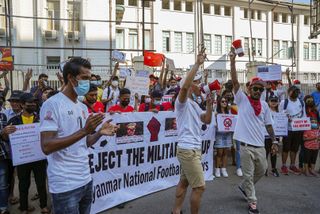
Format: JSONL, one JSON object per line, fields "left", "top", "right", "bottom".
{"left": 119, "top": 68, "right": 132, "bottom": 78}
{"left": 217, "top": 114, "right": 237, "bottom": 132}
{"left": 0, "top": 48, "right": 14, "bottom": 71}
{"left": 136, "top": 70, "right": 150, "bottom": 78}
{"left": 162, "top": 95, "right": 173, "bottom": 103}
{"left": 126, "top": 76, "right": 150, "bottom": 96}
{"left": 257, "top": 64, "right": 282, "bottom": 81}
{"left": 9, "top": 123, "right": 46, "bottom": 166}
{"left": 264, "top": 113, "right": 288, "bottom": 136}
{"left": 290, "top": 117, "right": 311, "bottom": 131}
{"left": 166, "top": 58, "right": 175, "bottom": 71}
{"left": 112, "top": 50, "right": 126, "bottom": 63}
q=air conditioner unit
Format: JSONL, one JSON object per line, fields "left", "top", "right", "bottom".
{"left": 67, "top": 31, "right": 80, "bottom": 41}
{"left": 44, "top": 30, "right": 58, "bottom": 40}
{"left": 0, "top": 28, "right": 6, "bottom": 38}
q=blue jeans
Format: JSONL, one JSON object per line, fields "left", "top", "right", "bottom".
{"left": 51, "top": 180, "right": 93, "bottom": 214}
{"left": 0, "top": 159, "right": 9, "bottom": 211}
{"left": 235, "top": 140, "right": 241, "bottom": 169}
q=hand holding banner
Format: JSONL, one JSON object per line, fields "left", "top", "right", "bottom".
{"left": 290, "top": 117, "right": 311, "bottom": 131}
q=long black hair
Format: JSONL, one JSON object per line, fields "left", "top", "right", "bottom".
{"left": 216, "top": 96, "right": 229, "bottom": 114}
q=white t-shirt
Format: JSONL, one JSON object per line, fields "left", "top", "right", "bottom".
{"left": 40, "top": 93, "right": 91, "bottom": 194}
{"left": 233, "top": 89, "right": 273, "bottom": 147}
{"left": 175, "top": 98, "right": 204, "bottom": 150}
{"left": 279, "top": 98, "right": 306, "bottom": 131}
{"left": 102, "top": 86, "right": 120, "bottom": 111}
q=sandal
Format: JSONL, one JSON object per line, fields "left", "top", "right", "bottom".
{"left": 9, "top": 196, "right": 19, "bottom": 205}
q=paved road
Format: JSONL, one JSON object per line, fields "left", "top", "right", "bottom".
{"left": 9, "top": 164, "right": 320, "bottom": 214}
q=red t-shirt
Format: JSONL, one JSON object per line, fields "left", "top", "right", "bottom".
{"left": 87, "top": 101, "right": 105, "bottom": 113}
{"left": 303, "top": 129, "right": 319, "bottom": 150}
{"left": 108, "top": 104, "right": 134, "bottom": 113}
{"left": 138, "top": 102, "right": 173, "bottom": 112}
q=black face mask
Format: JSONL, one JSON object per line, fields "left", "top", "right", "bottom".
{"left": 120, "top": 100, "right": 130, "bottom": 107}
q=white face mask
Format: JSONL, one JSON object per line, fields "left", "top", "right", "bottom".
{"left": 145, "top": 98, "right": 151, "bottom": 103}
{"left": 111, "top": 81, "right": 119, "bottom": 87}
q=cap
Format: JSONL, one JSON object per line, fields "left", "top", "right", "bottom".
{"left": 293, "top": 79, "right": 301, "bottom": 84}
{"left": 20, "top": 93, "right": 38, "bottom": 103}
{"left": 249, "top": 77, "right": 266, "bottom": 87}
{"left": 193, "top": 73, "right": 202, "bottom": 81}
{"left": 288, "top": 85, "right": 300, "bottom": 93}
{"left": 8, "top": 90, "right": 24, "bottom": 101}
{"left": 268, "top": 94, "right": 279, "bottom": 102}
{"left": 151, "top": 90, "right": 163, "bottom": 98}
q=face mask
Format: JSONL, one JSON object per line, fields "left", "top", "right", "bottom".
{"left": 43, "top": 80, "right": 48, "bottom": 87}
{"left": 170, "top": 85, "right": 177, "bottom": 89}
{"left": 112, "top": 81, "right": 119, "bottom": 87}
{"left": 120, "top": 99, "right": 130, "bottom": 107}
{"left": 91, "top": 80, "right": 99, "bottom": 86}
{"left": 311, "top": 123, "right": 318, "bottom": 129}
{"left": 154, "top": 100, "right": 161, "bottom": 105}
{"left": 295, "top": 84, "right": 301, "bottom": 89}
{"left": 145, "top": 98, "right": 151, "bottom": 103}
{"left": 74, "top": 80, "right": 90, "bottom": 96}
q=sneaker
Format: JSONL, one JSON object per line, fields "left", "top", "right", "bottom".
{"left": 236, "top": 168, "right": 243, "bottom": 177}
{"left": 215, "top": 168, "right": 221, "bottom": 177}
{"left": 281, "top": 166, "right": 289, "bottom": 175}
{"left": 238, "top": 185, "right": 247, "bottom": 199}
{"left": 248, "top": 203, "right": 260, "bottom": 214}
{"left": 272, "top": 168, "right": 280, "bottom": 177}
{"left": 221, "top": 168, "right": 229, "bottom": 177}
{"left": 289, "top": 165, "right": 301, "bottom": 175}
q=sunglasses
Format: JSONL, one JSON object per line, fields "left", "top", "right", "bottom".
{"left": 270, "top": 99, "right": 278, "bottom": 103}
{"left": 252, "top": 87, "right": 264, "bottom": 93}
{"left": 221, "top": 100, "right": 227, "bottom": 104}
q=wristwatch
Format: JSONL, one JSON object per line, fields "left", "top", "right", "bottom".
{"left": 272, "top": 140, "right": 279, "bottom": 145}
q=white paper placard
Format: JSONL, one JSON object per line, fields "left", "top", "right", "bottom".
{"left": 290, "top": 117, "right": 311, "bottom": 131}
{"left": 264, "top": 113, "right": 288, "bottom": 136}
{"left": 257, "top": 64, "right": 282, "bottom": 81}
{"left": 126, "top": 76, "right": 150, "bottom": 96}
{"left": 112, "top": 50, "right": 126, "bottom": 63}
{"left": 217, "top": 114, "right": 237, "bottom": 132}
{"left": 166, "top": 58, "right": 175, "bottom": 71}
{"left": 119, "top": 68, "right": 132, "bottom": 78}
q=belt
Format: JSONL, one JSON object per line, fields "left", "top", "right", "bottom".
{"left": 240, "top": 143, "right": 262, "bottom": 148}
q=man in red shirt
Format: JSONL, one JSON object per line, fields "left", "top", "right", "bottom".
{"left": 83, "top": 84, "right": 105, "bottom": 113}
{"left": 139, "top": 90, "right": 173, "bottom": 112}
{"left": 108, "top": 88, "right": 134, "bottom": 113}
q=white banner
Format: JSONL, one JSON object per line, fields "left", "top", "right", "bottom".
{"left": 125, "top": 76, "right": 150, "bottom": 96}
{"left": 257, "top": 64, "right": 282, "bottom": 81}
{"left": 9, "top": 123, "right": 46, "bottom": 166}
{"left": 217, "top": 114, "right": 237, "bottom": 132}
{"left": 290, "top": 117, "right": 311, "bottom": 131}
{"left": 264, "top": 113, "right": 289, "bottom": 136}
{"left": 89, "top": 112, "right": 215, "bottom": 213}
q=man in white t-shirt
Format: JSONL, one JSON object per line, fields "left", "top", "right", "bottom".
{"left": 40, "top": 58, "right": 118, "bottom": 214}
{"left": 279, "top": 85, "right": 306, "bottom": 175}
{"left": 101, "top": 76, "right": 120, "bottom": 111}
{"left": 230, "top": 51, "right": 278, "bottom": 214}
{"left": 172, "top": 50, "right": 213, "bottom": 214}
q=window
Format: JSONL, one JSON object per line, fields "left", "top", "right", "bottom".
{"left": 0, "top": 0, "right": 5, "bottom": 28}
{"left": 174, "top": 0, "right": 181, "bottom": 11}
{"left": 47, "top": 0, "right": 60, "bottom": 30}
{"left": 67, "top": 1, "right": 80, "bottom": 32}
{"left": 257, "top": 39, "right": 263, "bottom": 56}
{"left": 129, "top": 29, "right": 138, "bottom": 49}
{"left": 282, "top": 41, "right": 288, "bottom": 59}
{"left": 244, "top": 8, "right": 248, "bottom": 18}
{"left": 304, "top": 16, "right": 309, "bottom": 25}
{"left": 203, "top": 3, "right": 210, "bottom": 14}
{"left": 143, "top": 1, "right": 150, "bottom": 7}
{"left": 251, "top": 10, "right": 256, "bottom": 20}
{"left": 128, "top": 0, "right": 137, "bottom": 6}
{"left": 303, "top": 73, "right": 308, "bottom": 81}
{"left": 257, "top": 10, "right": 262, "bottom": 20}
{"left": 282, "top": 14, "right": 288, "bottom": 23}
{"left": 116, "top": 0, "right": 124, "bottom": 5}
{"left": 162, "top": 0, "right": 170, "bottom": 9}
{"left": 162, "top": 31, "right": 170, "bottom": 52}
{"left": 214, "top": 35, "right": 222, "bottom": 55}
{"left": 144, "top": 30, "right": 151, "bottom": 50}
{"left": 273, "top": 40, "right": 280, "bottom": 58}
{"left": 185, "top": 1, "right": 193, "bottom": 12}
{"left": 186, "top": 33, "right": 194, "bottom": 53}
{"left": 311, "top": 73, "right": 317, "bottom": 81}
{"left": 244, "top": 37, "right": 249, "bottom": 55}
{"left": 304, "top": 43, "right": 309, "bottom": 60}
{"left": 174, "top": 32, "right": 182, "bottom": 52}
{"left": 292, "top": 15, "right": 297, "bottom": 24}
{"left": 318, "top": 45, "right": 320, "bottom": 60}
{"left": 204, "top": 34, "right": 211, "bottom": 53}
{"left": 288, "top": 41, "right": 297, "bottom": 58}
{"left": 252, "top": 38, "right": 256, "bottom": 55}
{"left": 225, "top": 36, "right": 232, "bottom": 54}
{"left": 214, "top": 5, "right": 221, "bottom": 15}
{"left": 311, "top": 43, "right": 317, "bottom": 60}
{"left": 115, "top": 29, "right": 124, "bottom": 49}
{"left": 224, "top": 6, "right": 231, "bottom": 16}
{"left": 47, "top": 56, "right": 60, "bottom": 70}
{"left": 273, "top": 12, "right": 279, "bottom": 22}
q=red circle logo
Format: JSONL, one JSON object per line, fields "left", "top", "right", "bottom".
{"left": 224, "top": 118, "right": 232, "bottom": 127}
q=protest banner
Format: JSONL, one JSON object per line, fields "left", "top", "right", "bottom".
{"left": 162, "top": 95, "right": 173, "bottom": 103}
{"left": 0, "top": 48, "right": 14, "bottom": 71}
{"left": 89, "top": 112, "right": 215, "bottom": 213}
{"left": 126, "top": 76, "right": 149, "bottom": 96}
{"left": 290, "top": 117, "right": 311, "bottom": 131}
{"left": 217, "top": 114, "right": 237, "bottom": 132}
{"left": 264, "top": 113, "right": 288, "bottom": 136}
{"left": 112, "top": 50, "right": 126, "bottom": 63}
{"left": 119, "top": 68, "right": 133, "bottom": 78}
{"left": 166, "top": 58, "right": 175, "bottom": 71}
{"left": 257, "top": 64, "right": 282, "bottom": 81}
{"left": 9, "top": 123, "right": 46, "bottom": 166}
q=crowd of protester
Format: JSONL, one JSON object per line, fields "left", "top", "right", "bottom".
{"left": 0, "top": 54, "right": 319, "bottom": 214}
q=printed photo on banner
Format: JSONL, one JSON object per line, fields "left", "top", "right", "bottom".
{"left": 290, "top": 117, "right": 311, "bottom": 131}
{"left": 217, "top": 114, "right": 237, "bottom": 132}
{"left": 164, "top": 118, "right": 177, "bottom": 137}
{"left": 116, "top": 121, "right": 144, "bottom": 144}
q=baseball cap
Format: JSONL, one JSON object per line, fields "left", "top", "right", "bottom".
{"left": 249, "top": 77, "right": 266, "bottom": 87}
{"left": 268, "top": 94, "right": 279, "bottom": 102}
{"left": 293, "top": 79, "right": 301, "bottom": 84}
{"left": 193, "top": 73, "right": 202, "bottom": 81}
{"left": 20, "top": 93, "right": 38, "bottom": 103}
{"left": 8, "top": 90, "right": 24, "bottom": 101}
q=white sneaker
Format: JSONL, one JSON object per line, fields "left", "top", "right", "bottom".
{"left": 236, "top": 168, "right": 243, "bottom": 177}
{"left": 215, "top": 168, "right": 221, "bottom": 177}
{"left": 221, "top": 168, "right": 229, "bottom": 177}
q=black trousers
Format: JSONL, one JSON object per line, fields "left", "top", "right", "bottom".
{"left": 265, "top": 139, "right": 277, "bottom": 169}
{"left": 17, "top": 160, "right": 47, "bottom": 211}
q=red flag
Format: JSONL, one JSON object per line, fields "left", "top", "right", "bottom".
{"left": 144, "top": 51, "right": 164, "bottom": 67}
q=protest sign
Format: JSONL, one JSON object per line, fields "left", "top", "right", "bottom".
{"left": 135, "top": 70, "right": 150, "bottom": 78}
{"left": 9, "top": 123, "right": 46, "bottom": 166}
{"left": 166, "top": 58, "right": 175, "bottom": 71}
{"left": 89, "top": 112, "right": 215, "bottom": 213}
{"left": 264, "top": 113, "right": 288, "bottom": 136}
{"left": 162, "top": 95, "right": 173, "bottom": 103}
{"left": 290, "top": 117, "right": 311, "bottom": 131}
{"left": 0, "top": 48, "right": 14, "bottom": 71}
{"left": 112, "top": 50, "right": 126, "bottom": 62}
{"left": 217, "top": 114, "right": 237, "bottom": 132}
{"left": 257, "top": 64, "right": 282, "bottom": 81}
{"left": 126, "top": 76, "right": 149, "bottom": 96}
{"left": 119, "top": 68, "right": 132, "bottom": 78}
